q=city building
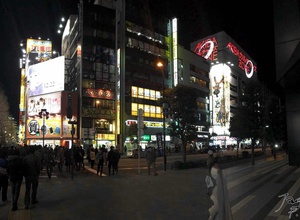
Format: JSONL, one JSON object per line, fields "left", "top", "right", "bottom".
{"left": 60, "top": 0, "right": 211, "bottom": 153}
{"left": 19, "top": 0, "right": 277, "bottom": 155}
{"left": 191, "top": 31, "right": 258, "bottom": 147}
{"left": 273, "top": 0, "right": 300, "bottom": 165}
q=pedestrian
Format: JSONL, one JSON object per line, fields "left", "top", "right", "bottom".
{"left": 208, "top": 156, "right": 224, "bottom": 220}
{"left": 0, "top": 147, "right": 9, "bottom": 206}
{"left": 7, "top": 148, "right": 23, "bottom": 211}
{"left": 113, "top": 147, "right": 121, "bottom": 174}
{"left": 206, "top": 150, "right": 215, "bottom": 195}
{"left": 145, "top": 147, "right": 158, "bottom": 176}
{"left": 103, "top": 146, "right": 108, "bottom": 165}
{"left": 107, "top": 146, "right": 115, "bottom": 175}
{"left": 23, "top": 146, "right": 41, "bottom": 209}
{"left": 86, "top": 145, "right": 91, "bottom": 164}
{"left": 58, "top": 146, "right": 65, "bottom": 172}
{"left": 95, "top": 147, "right": 104, "bottom": 176}
{"left": 124, "top": 145, "right": 127, "bottom": 154}
{"left": 90, "top": 147, "right": 96, "bottom": 169}
{"left": 79, "top": 146, "right": 85, "bottom": 170}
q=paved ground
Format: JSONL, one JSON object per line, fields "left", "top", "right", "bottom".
{"left": 1, "top": 150, "right": 299, "bottom": 220}
{"left": 1, "top": 157, "right": 212, "bottom": 220}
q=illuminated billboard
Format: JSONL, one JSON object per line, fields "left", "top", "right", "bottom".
{"left": 27, "top": 92, "right": 62, "bottom": 117}
{"left": 210, "top": 64, "right": 231, "bottom": 127}
{"left": 27, "top": 56, "right": 65, "bottom": 97}
{"left": 26, "top": 38, "right": 52, "bottom": 62}
{"left": 26, "top": 91, "right": 78, "bottom": 139}
{"left": 191, "top": 31, "right": 257, "bottom": 80}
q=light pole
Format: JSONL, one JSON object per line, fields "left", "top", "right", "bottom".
{"left": 263, "top": 125, "right": 269, "bottom": 160}
{"left": 39, "top": 109, "right": 49, "bottom": 147}
{"left": 157, "top": 62, "right": 167, "bottom": 171}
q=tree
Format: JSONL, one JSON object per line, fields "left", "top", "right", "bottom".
{"left": 164, "top": 84, "right": 198, "bottom": 162}
{"left": 0, "top": 86, "right": 17, "bottom": 146}
{"left": 229, "top": 81, "right": 264, "bottom": 165}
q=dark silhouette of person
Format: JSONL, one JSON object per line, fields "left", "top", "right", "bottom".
{"left": 23, "top": 146, "right": 41, "bottom": 209}
{"left": 7, "top": 148, "right": 23, "bottom": 211}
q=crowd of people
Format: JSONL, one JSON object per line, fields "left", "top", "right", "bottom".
{"left": 0, "top": 143, "right": 122, "bottom": 212}
{"left": 0, "top": 145, "right": 42, "bottom": 211}
{"left": 86, "top": 145, "right": 120, "bottom": 176}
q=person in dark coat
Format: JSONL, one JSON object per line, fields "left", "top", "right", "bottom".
{"left": 107, "top": 146, "right": 116, "bottom": 175}
{"left": 96, "top": 147, "right": 105, "bottom": 176}
{"left": 0, "top": 147, "right": 8, "bottom": 206}
{"left": 145, "top": 147, "right": 158, "bottom": 176}
{"left": 7, "top": 148, "right": 23, "bottom": 211}
{"left": 113, "top": 148, "right": 121, "bottom": 174}
{"left": 23, "top": 146, "right": 41, "bottom": 209}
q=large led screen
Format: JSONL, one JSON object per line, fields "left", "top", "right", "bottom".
{"left": 27, "top": 56, "right": 65, "bottom": 97}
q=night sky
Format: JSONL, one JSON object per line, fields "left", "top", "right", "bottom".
{"left": 0, "top": 0, "right": 277, "bottom": 120}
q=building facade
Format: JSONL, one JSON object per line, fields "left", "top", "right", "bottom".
{"left": 273, "top": 0, "right": 300, "bottom": 165}
{"left": 191, "top": 31, "right": 258, "bottom": 147}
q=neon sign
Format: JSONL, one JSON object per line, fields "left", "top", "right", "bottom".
{"left": 193, "top": 37, "right": 218, "bottom": 61}
{"left": 226, "top": 42, "right": 257, "bottom": 78}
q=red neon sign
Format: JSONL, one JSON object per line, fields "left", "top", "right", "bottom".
{"left": 226, "top": 42, "right": 257, "bottom": 78}
{"left": 193, "top": 37, "right": 218, "bottom": 61}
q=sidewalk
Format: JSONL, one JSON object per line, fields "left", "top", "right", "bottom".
{"left": 2, "top": 164, "right": 213, "bottom": 220}
{"left": 3, "top": 151, "right": 289, "bottom": 220}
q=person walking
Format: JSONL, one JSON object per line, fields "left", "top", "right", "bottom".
{"left": 145, "top": 147, "right": 158, "bottom": 176}
{"left": 7, "top": 148, "right": 23, "bottom": 211}
{"left": 95, "top": 147, "right": 104, "bottom": 176}
{"left": 103, "top": 146, "right": 108, "bottom": 165}
{"left": 206, "top": 150, "right": 215, "bottom": 195}
{"left": 208, "top": 156, "right": 225, "bottom": 220}
{"left": 90, "top": 147, "right": 96, "bottom": 169}
{"left": 113, "top": 147, "right": 121, "bottom": 174}
{"left": 0, "top": 147, "right": 9, "bottom": 206}
{"left": 23, "top": 146, "right": 41, "bottom": 209}
{"left": 107, "top": 146, "right": 116, "bottom": 175}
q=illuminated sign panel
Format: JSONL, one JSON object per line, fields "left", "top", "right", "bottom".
{"left": 27, "top": 56, "right": 65, "bottom": 97}
{"left": 19, "top": 69, "right": 26, "bottom": 111}
{"left": 82, "top": 88, "right": 115, "bottom": 99}
{"left": 210, "top": 64, "right": 231, "bottom": 127}
{"left": 172, "top": 18, "right": 178, "bottom": 86}
{"left": 27, "top": 92, "right": 61, "bottom": 117}
{"left": 26, "top": 38, "right": 52, "bottom": 62}
{"left": 26, "top": 92, "right": 78, "bottom": 139}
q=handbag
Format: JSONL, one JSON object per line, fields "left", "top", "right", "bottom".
{"left": 205, "top": 175, "right": 214, "bottom": 188}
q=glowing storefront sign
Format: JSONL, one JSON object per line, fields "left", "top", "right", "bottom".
{"left": 27, "top": 56, "right": 65, "bottom": 97}
{"left": 82, "top": 88, "right": 115, "bottom": 99}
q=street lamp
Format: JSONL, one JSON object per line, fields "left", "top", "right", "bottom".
{"left": 39, "top": 109, "right": 49, "bottom": 147}
{"left": 263, "top": 125, "right": 269, "bottom": 160}
{"left": 157, "top": 61, "right": 167, "bottom": 171}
